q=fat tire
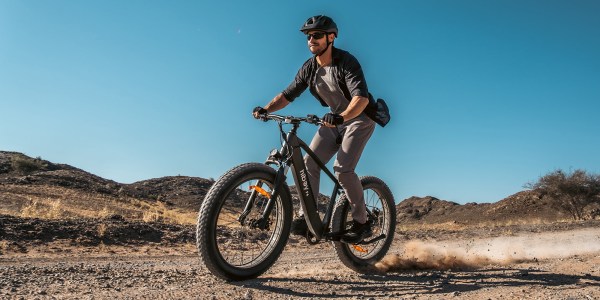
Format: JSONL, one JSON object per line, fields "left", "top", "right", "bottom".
{"left": 331, "top": 176, "right": 396, "bottom": 273}
{"left": 196, "top": 163, "right": 292, "bottom": 281}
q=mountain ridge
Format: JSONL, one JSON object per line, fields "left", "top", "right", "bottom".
{"left": 2, "top": 151, "right": 595, "bottom": 225}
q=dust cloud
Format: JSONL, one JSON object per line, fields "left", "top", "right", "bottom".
{"left": 376, "top": 228, "right": 600, "bottom": 272}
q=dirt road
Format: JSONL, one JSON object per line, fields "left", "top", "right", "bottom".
{"left": 2, "top": 225, "right": 600, "bottom": 300}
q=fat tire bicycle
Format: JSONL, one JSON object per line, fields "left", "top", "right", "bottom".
{"left": 196, "top": 114, "right": 396, "bottom": 281}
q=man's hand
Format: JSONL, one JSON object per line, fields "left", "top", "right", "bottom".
{"left": 253, "top": 106, "right": 268, "bottom": 119}
{"left": 322, "top": 113, "right": 344, "bottom": 127}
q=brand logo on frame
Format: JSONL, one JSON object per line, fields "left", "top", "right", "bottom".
{"left": 299, "top": 169, "right": 311, "bottom": 198}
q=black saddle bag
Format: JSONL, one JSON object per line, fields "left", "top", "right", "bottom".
{"left": 365, "top": 93, "right": 391, "bottom": 127}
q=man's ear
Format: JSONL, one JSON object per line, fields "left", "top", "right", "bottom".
{"left": 327, "top": 33, "right": 335, "bottom": 44}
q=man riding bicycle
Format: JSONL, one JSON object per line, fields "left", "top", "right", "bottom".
{"left": 253, "top": 15, "right": 381, "bottom": 244}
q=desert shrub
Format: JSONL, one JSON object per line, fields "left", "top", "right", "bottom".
{"left": 97, "top": 223, "right": 108, "bottom": 238}
{"left": 525, "top": 169, "right": 600, "bottom": 220}
{"left": 143, "top": 209, "right": 163, "bottom": 223}
{"left": 20, "top": 199, "right": 40, "bottom": 218}
{"left": 11, "top": 155, "right": 47, "bottom": 174}
{"left": 20, "top": 199, "right": 63, "bottom": 219}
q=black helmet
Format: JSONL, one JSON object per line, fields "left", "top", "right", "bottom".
{"left": 300, "top": 15, "right": 338, "bottom": 37}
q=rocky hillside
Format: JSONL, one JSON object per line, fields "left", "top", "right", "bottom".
{"left": 0, "top": 151, "right": 212, "bottom": 220}
{"left": 396, "top": 190, "right": 599, "bottom": 226}
{"left": 2, "top": 151, "right": 598, "bottom": 226}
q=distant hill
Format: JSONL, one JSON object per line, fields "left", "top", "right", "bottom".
{"left": 1, "top": 151, "right": 213, "bottom": 209}
{"left": 395, "top": 192, "right": 573, "bottom": 226}
{"left": 0, "top": 151, "right": 211, "bottom": 224}
{"left": 2, "top": 150, "right": 597, "bottom": 226}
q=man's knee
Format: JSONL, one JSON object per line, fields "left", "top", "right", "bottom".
{"left": 335, "top": 170, "right": 358, "bottom": 185}
{"left": 304, "top": 155, "right": 321, "bottom": 175}
{"left": 304, "top": 154, "right": 312, "bottom": 165}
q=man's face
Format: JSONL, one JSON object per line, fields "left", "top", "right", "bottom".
{"left": 306, "top": 31, "right": 332, "bottom": 54}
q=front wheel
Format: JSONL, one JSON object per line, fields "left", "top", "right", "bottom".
{"left": 196, "top": 163, "right": 292, "bottom": 281}
{"left": 331, "top": 176, "right": 396, "bottom": 273}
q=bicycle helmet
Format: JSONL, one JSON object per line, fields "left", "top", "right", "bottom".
{"left": 300, "top": 15, "right": 338, "bottom": 37}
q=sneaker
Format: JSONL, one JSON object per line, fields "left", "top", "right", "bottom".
{"left": 340, "top": 220, "right": 373, "bottom": 244}
{"left": 290, "top": 217, "right": 308, "bottom": 236}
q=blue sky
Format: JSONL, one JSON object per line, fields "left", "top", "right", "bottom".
{"left": 1, "top": 1, "right": 599, "bottom": 204}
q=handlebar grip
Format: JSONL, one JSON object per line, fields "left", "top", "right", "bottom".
{"left": 306, "top": 114, "right": 320, "bottom": 124}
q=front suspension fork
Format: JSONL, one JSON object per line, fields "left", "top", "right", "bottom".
{"left": 254, "top": 166, "right": 286, "bottom": 229}
{"left": 238, "top": 165, "right": 287, "bottom": 230}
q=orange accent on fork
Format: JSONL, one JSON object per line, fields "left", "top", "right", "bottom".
{"left": 352, "top": 244, "right": 368, "bottom": 253}
{"left": 249, "top": 185, "right": 271, "bottom": 198}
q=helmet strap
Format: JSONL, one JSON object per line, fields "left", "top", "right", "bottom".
{"left": 317, "top": 35, "right": 332, "bottom": 57}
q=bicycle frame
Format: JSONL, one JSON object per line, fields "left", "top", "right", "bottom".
{"left": 261, "top": 115, "right": 342, "bottom": 241}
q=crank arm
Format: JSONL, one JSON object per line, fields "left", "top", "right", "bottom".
{"left": 356, "top": 234, "right": 386, "bottom": 245}
{"left": 322, "top": 231, "right": 346, "bottom": 242}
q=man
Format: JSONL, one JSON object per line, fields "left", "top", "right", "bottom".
{"left": 253, "top": 15, "right": 379, "bottom": 243}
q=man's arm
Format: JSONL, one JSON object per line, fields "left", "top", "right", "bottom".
{"left": 340, "top": 95, "right": 369, "bottom": 121}
{"left": 264, "top": 93, "right": 290, "bottom": 113}
{"left": 253, "top": 93, "right": 291, "bottom": 118}
{"left": 323, "top": 95, "right": 369, "bottom": 127}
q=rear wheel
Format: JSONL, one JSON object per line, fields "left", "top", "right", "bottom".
{"left": 196, "top": 163, "right": 292, "bottom": 281}
{"left": 331, "top": 176, "right": 396, "bottom": 273}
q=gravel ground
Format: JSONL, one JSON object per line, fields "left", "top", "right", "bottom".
{"left": 2, "top": 225, "right": 600, "bottom": 300}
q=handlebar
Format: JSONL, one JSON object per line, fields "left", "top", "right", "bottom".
{"left": 256, "top": 113, "right": 323, "bottom": 126}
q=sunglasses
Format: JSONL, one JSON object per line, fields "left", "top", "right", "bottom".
{"left": 306, "top": 32, "right": 328, "bottom": 40}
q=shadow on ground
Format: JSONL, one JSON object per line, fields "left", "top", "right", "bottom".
{"left": 234, "top": 268, "right": 600, "bottom": 298}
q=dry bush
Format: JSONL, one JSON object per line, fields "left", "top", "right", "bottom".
{"left": 0, "top": 240, "right": 8, "bottom": 252}
{"left": 6, "top": 184, "right": 196, "bottom": 225}
{"left": 139, "top": 200, "right": 196, "bottom": 225}
{"left": 97, "top": 223, "right": 108, "bottom": 238}
{"left": 11, "top": 155, "right": 47, "bottom": 175}
{"left": 20, "top": 199, "right": 39, "bottom": 218}
{"left": 98, "top": 207, "right": 112, "bottom": 218}
{"left": 20, "top": 198, "right": 63, "bottom": 219}
{"left": 525, "top": 169, "right": 600, "bottom": 220}
{"left": 142, "top": 207, "right": 163, "bottom": 223}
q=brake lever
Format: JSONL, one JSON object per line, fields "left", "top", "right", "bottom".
{"left": 306, "top": 114, "right": 321, "bottom": 125}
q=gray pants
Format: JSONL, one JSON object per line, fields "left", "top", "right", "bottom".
{"left": 302, "top": 115, "right": 375, "bottom": 224}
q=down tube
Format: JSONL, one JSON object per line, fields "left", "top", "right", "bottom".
{"left": 297, "top": 139, "right": 342, "bottom": 229}
{"left": 288, "top": 136, "right": 324, "bottom": 239}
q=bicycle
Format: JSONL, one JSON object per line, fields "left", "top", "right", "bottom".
{"left": 196, "top": 113, "right": 396, "bottom": 281}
